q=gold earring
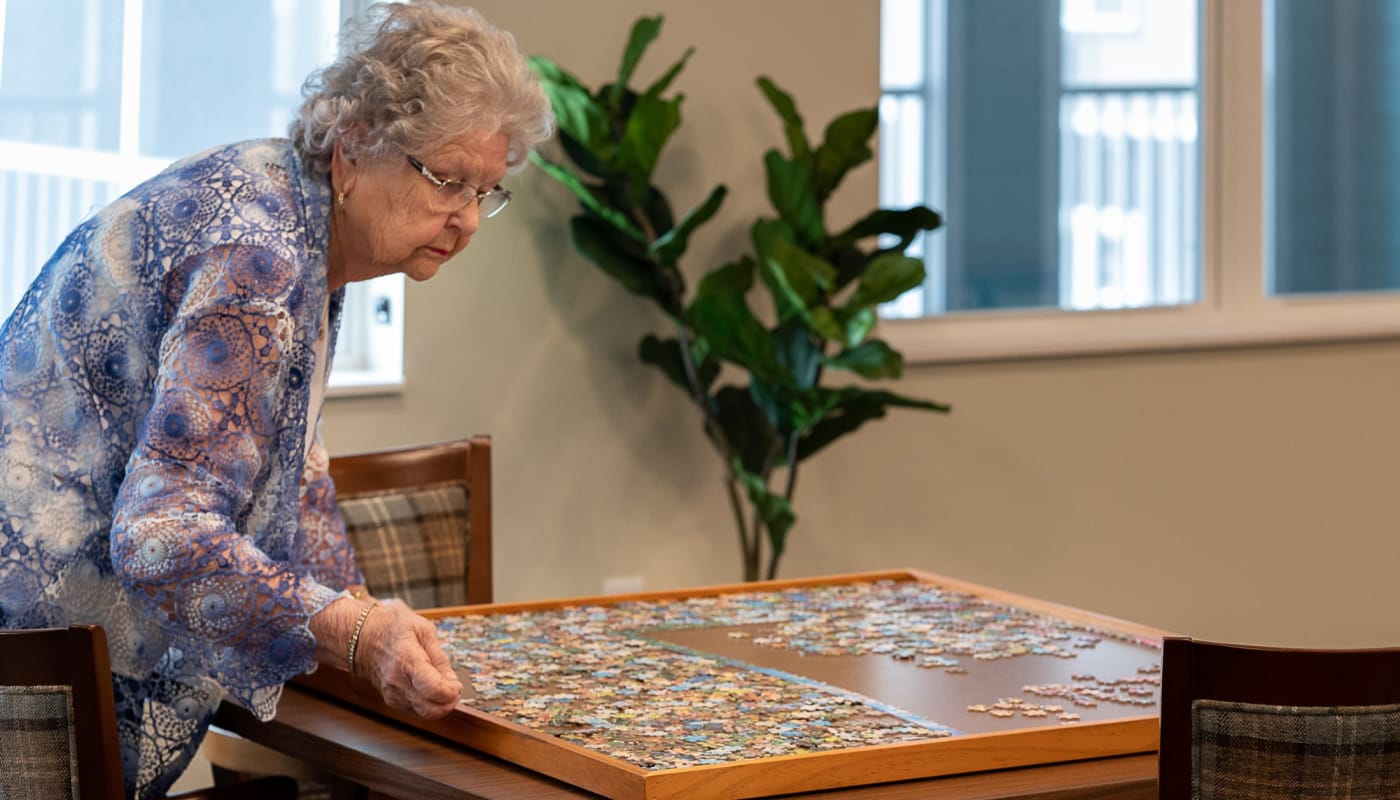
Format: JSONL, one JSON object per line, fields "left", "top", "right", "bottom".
{"left": 337, "top": 191, "right": 346, "bottom": 209}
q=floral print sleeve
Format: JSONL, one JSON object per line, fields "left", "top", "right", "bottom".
{"left": 109, "top": 244, "right": 338, "bottom": 713}
{"left": 99, "top": 142, "right": 346, "bottom": 717}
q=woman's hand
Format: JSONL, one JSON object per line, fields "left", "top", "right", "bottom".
{"left": 353, "top": 598, "right": 463, "bottom": 718}
{"left": 312, "top": 595, "right": 462, "bottom": 719}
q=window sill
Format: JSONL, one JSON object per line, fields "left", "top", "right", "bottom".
{"left": 881, "top": 296, "right": 1400, "bottom": 365}
{"left": 327, "top": 369, "right": 405, "bottom": 398}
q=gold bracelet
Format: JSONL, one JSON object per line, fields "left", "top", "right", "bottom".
{"left": 346, "top": 601, "right": 378, "bottom": 676}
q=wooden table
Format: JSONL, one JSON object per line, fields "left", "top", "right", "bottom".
{"left": 214, "top": 682, "right": 1157, "bottom": 800}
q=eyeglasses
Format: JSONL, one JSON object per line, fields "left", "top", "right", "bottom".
{"left": 404, "top": 154, "right": 511, "bottom": 218}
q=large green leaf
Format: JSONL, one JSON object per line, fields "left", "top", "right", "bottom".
{"left": 582, "top": 206, "right": 651, "bottom": 260}
{"left": 570, "top": 215, "right": 662, "bottom": 301}
{"left": 825, "top": 244, "right": 870, "bottom": 292}
{"left": 696, "top": 255, "right": 755, "bottom": 298}
{"left": 751, "top": 221, "right": 810, "bottom": 324}
{"left": 806, "top": 307, "right": 846, "bottom": 343}
{"left": 618, "top": 93, "right": 683, "bottom": 192}
{"left": 842, "top": 307, "right": 877, "bottom": 348}
{"left": 830, "top": 206, "right": 943, "bottom": 252}
{"left": 754, "top": 221, "right": 836, "bottom": 304}
{"left": 773, "top": 320, "right": 824, "bottom": 390}
{"left": 644, "top": 47, "right": 694, "bottom": 98}
{"left": 526, "top": 54, "right": 574, "bottom": 88}
{"left": 734, "top": 462, "right": 796, "bottom": 564}
{"left": 687, "top": 293, "right": 784, "bottom": 384}
{"left": 747, "top": 377, "right": 790, "bottom": 438}
{"left": 847, "top": 253, "right": 925, "bottom": 308}
{"left": 556, "top": 130, "right": 613, "bottom": 180}
{"left": 825, "top": 339, "right": 903, "bottom": 379}
{"left": 639, "top": 334, "right": 720, "bottom": 395}
{"left": 598, "top": 83, "right": 635, "bottom": 131}
{"left": 796, "top": 387, "right": 951, "bottom": 461}
{"left": 784, "top": 386, "right": 846, "bottom": 433}
{"left": 714, "top": 386, "right": 781, "bottom": 475}
{"left": 651, "top": 184, "right": 728, "bottom": 266}
{"left": 763, "top": 151, "right": 824, "bottom": 249}
{"left": 755, "top": 255, "right": 806, "bottom": 325}
{"left": 530, "top": 56, "right": 610, "bottom": 152}
{"left": 756, "top": 76, "right": 810, "bottom": 162}
{"left": 794, "top": 392, "right": 885, "bottom": 462}
{"left": 610, "top": 16, "right": 663, "bottom": 110}
{"left": 532, "top": 155, "right": 646, "bottom": 243}
{"left": 813, "top": 108, "right": 877, "bottom": 199}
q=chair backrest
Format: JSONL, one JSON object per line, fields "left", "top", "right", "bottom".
{"left": 331, "top": 435, "right": 492, "bottom": 608}
{"left": 1159, "top": 635, "right": 1400, "bottom": 800}
{"left": 0, "top": 625, "right": 125, "bottom": 800}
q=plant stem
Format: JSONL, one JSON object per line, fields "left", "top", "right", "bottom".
{"left": 764, "top": 354, "right": 824, "bottom": 580}
{"left": 781, "top": 433, "right": 801, "bottom": 502}
{"left": 748, "top": 447, "right": 778, "bottom": 577}
{"left": 630, "top": 200, "right": 658, "bottom": 244}
{"left": 724, "top": 474, "right": 757, "bottom": 581}
{"left": 668, "top": 316, "right": 759, "bottom": 578}
{"left": 764, "top": 434, "right": 802, "bottom": 580}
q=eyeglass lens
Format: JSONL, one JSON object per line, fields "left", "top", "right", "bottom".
{"left": 426, "top": 183, "right": 509, "bottom": 218}
{"left": 408, "top": 154, "right": 509, "bottom": 217}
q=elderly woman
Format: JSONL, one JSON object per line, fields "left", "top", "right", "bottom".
{"left": 0, "top": 3, "right": 551, "bottom": 797}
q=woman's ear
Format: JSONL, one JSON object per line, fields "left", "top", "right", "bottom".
{"left": 331, "top": 140, "right": 359, "bottom": 197}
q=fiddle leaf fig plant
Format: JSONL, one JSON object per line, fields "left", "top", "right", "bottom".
{"left": 531, "top": 16, "right": 949, "bottom": 582}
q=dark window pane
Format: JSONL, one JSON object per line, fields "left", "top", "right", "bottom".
{"left": 1269, "top": 0, "right": 1400, "bottom": 296}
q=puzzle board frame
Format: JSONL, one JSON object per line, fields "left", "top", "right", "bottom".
{"left": 295, "top": 568, "right": 1166, "bottom": 800}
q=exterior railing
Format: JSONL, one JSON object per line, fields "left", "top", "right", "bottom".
{"left": 1059, "top": 86, "right": 1199, "bottom": 310}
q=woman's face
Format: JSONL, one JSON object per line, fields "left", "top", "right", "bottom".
{"left": 329, "top": 128, "right": 511, "bottom": 289}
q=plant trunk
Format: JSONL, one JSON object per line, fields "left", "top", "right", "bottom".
{"left": 728, "top": 476, "right": 759, "bottom": 582}
{"left": 744, "top": 555, "right": 761, "bottom": 583}
{"left": 748, "top": 514, "right": 765, "bottom": 583}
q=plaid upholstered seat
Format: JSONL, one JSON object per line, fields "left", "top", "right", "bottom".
{"left": 330, "top": 436, "right": 492, "bottom": 608}
{"left": 338, "top": 481, "right": 471, "bottom": 609}
{"left": 0, "top": 685, "right": 81, "bottom": 799}
{"left": 1160, "top": 636, "right": 1400, "bottom": 800}
{"left": 1193, "top": 700, "right": 1400, "bottom": 799}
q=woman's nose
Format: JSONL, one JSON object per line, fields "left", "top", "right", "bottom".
{"left": 447, "top": 201, "right": 481, "bottom": 235}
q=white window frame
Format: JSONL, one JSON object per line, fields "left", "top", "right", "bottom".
{"left": 329, "top": 275, "right": 405, "bottom": 395}
{"left": 0, "top": 0, "right": 404, "bottom": 394}
{"left": 880, "top": 0, "right": 1400, "bottom": 365}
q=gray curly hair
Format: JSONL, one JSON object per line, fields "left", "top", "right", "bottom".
{"left": 290, "top": 2, "right": 553, "bottom": 179}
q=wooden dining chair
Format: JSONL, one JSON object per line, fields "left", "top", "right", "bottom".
{"left": 206, "top": 436, "right": 493, "bottom": 794}
{"left": 0, "top": 624, "right": 295, "bottom": 800}
{"left": 1159, "top": 635, "right": 1400, "bottom": 800}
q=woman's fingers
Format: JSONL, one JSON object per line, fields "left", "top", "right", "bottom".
{"left": 363, "top": 603, "right": 463, "bottom": 718}
{"left": 417, "top": 618, "right": 465, "bottom": 698}
{"left": 383, "top": 661, "right": 459, "bottom": 717}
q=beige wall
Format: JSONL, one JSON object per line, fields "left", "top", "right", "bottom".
{"left": 322, "top": 0, "right": 1400, "bottom": 650}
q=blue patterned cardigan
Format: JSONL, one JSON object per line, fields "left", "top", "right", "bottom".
{"left": 0, "top": 139, "right": 364, "bottom": 794}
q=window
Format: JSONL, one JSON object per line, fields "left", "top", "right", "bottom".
{"left": 0, "top": 0, "right": 402, "bottom": 391}
{"left": 879, "top": 0, "right": 1400, "bottom": 363}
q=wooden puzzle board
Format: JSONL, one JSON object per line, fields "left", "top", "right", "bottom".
{"left": 296, "top": 569, "right": 1165, "bottom": 800}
